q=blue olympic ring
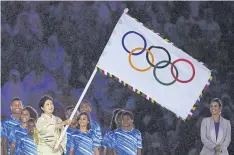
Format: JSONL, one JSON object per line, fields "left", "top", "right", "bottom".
{"left": 122, "top": 31, "right": 147, "bottom": 55}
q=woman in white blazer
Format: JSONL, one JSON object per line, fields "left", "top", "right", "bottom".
{"left": 200, "top": 98, "right": 231, "bottom": 155}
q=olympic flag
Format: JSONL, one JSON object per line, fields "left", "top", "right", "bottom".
{"left": 96, "top": 12, "right": 211, "bottom": 119}
{"left": 55, "top": 10, "right": 211, "bottom": 149}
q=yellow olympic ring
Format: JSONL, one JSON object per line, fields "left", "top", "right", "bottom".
{"left": 128, "top": 47, "right": 154, "bottom": 72}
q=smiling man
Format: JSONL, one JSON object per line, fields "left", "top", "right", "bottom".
{"left": 2, "top": 98, "right": 24, "bottom": 155}
{"left": 9, "top": 107, "right": 31, "bottom": 155}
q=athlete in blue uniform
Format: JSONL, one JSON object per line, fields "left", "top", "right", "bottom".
{"left": 1, "top": 120, "right": 7, "bottom": 155}
{"left": 113, "top": 111, "right": 142, "bottom": 155}
{"left": 2, "top": 98, "right": 23, "bottom": 155}
{"left": 9, "top": 106, "right": 37, "bottom": 155}
{"left": 18, "top": 118, "right": 37, "bottom": 155}
{"left": 79, "top": 101, "right": 102, "bottom": 148}
{"left": 103, "top": 109, "right": 124, "bottom": 155}
{"left": 65, "top": 106, "right": 78, "bottom": 155}
{"left": 70, "top": 112, "right": 99, "bottom": 155}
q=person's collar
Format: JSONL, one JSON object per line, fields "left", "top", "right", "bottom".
{"left": 42, "top": 113, "right": 54, "bottom": 119}
{"left": 10, "top": 114, "right": 21, "bottom": 120}
{"left": 121, "top": 127, "right": 134, "bottom": 132}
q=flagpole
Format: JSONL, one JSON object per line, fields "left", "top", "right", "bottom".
{"left": 54, "top": 67, "right": 97, "bottom": 149}
{"left": 54, "top": 8, "right": 129, "bottom": 149}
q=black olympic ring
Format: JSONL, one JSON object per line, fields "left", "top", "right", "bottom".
{"left": 146, "top": 46, "right": 171, "bottom": 68}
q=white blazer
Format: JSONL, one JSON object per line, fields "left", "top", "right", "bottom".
{"left": 200, "top": 117, "right": 231, "bottom": 155}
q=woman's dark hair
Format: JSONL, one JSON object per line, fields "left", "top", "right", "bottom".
{"left": 22, "top": 106, "right": 38, "bottom": 120}
{"left": 210, "top": 98, "right": 222, "bottom": 108}
{"left": 122, "top": 111, "right": 134, "bottom": 121}
{"left": 77, "top": 112, "right": 91, "bottom": 130}
{"left": 38, "top": 95, "right": 53, "bottom": 112}
{"left": 110, "top": 109, "right": 122, "bottom": 131}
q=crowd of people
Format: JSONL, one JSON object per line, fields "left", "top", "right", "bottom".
{"left": 1, "top": 96, "right": 231, "bottom": 155}
{"left": 1, "top": 97, "right": 143, "bottom": 155}
{"left": 1, "top": 1, "right": 234, "bottom": 155}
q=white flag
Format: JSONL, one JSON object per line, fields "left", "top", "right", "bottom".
{"left": 97, "top": 13, "right": 211, "bottom": 119}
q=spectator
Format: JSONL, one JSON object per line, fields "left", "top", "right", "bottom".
{"left": 15, "top": 2, "right": 43, "bottom": 40}
{"left": 23, "top": 63, "right": 57, "bottom": 111}
{"left": 41, "top": 35, "right": 66, "bottom": 88}
{"left": 56, "top": 84, "right": 77, "bottom": 107}
{"left": 184, "top": 24, "right": 205, "bottom": 60}
{"left": 2, "top": 69, "right": 27, "bottom": 116}
{"left": 198, "top": 8, "right": 221, "bottom": 45}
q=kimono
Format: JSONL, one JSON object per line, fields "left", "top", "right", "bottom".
{"left": 36, "top": 113, "right": 67, "bottom": 155}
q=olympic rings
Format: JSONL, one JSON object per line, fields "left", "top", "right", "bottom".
{"left": 122, "top": 31, "right": 147, "bottom": 55}
{"left": 128, "top": 47, "right": 154, "bottom": 72}
{"left": 122, "top": 31, "right": 196, "bottom": 85}
{"left": 153, "top": 60, "right": 179, "bottom": 86}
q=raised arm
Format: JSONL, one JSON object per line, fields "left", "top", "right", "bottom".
{"left": 36, "top": 117, "right": 70, "bottom": 134}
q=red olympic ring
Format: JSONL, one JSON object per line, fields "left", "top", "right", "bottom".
{"left": 171, "top": 59, "right": 195, "bottom": 83}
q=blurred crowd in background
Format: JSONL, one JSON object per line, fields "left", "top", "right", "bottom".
{"left": 1, "top": 1, "right": 234, "bottom": 155}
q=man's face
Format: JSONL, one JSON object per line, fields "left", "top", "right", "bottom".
{"left": 11, "top": 100, "right": 23, "bottom": 114}
{"left": 80, "top": 102, "right": 91, "bottom": 113}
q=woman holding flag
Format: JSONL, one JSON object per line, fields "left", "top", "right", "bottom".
{"left": 36, "top": 95, "right": 71, "bottom": 155}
